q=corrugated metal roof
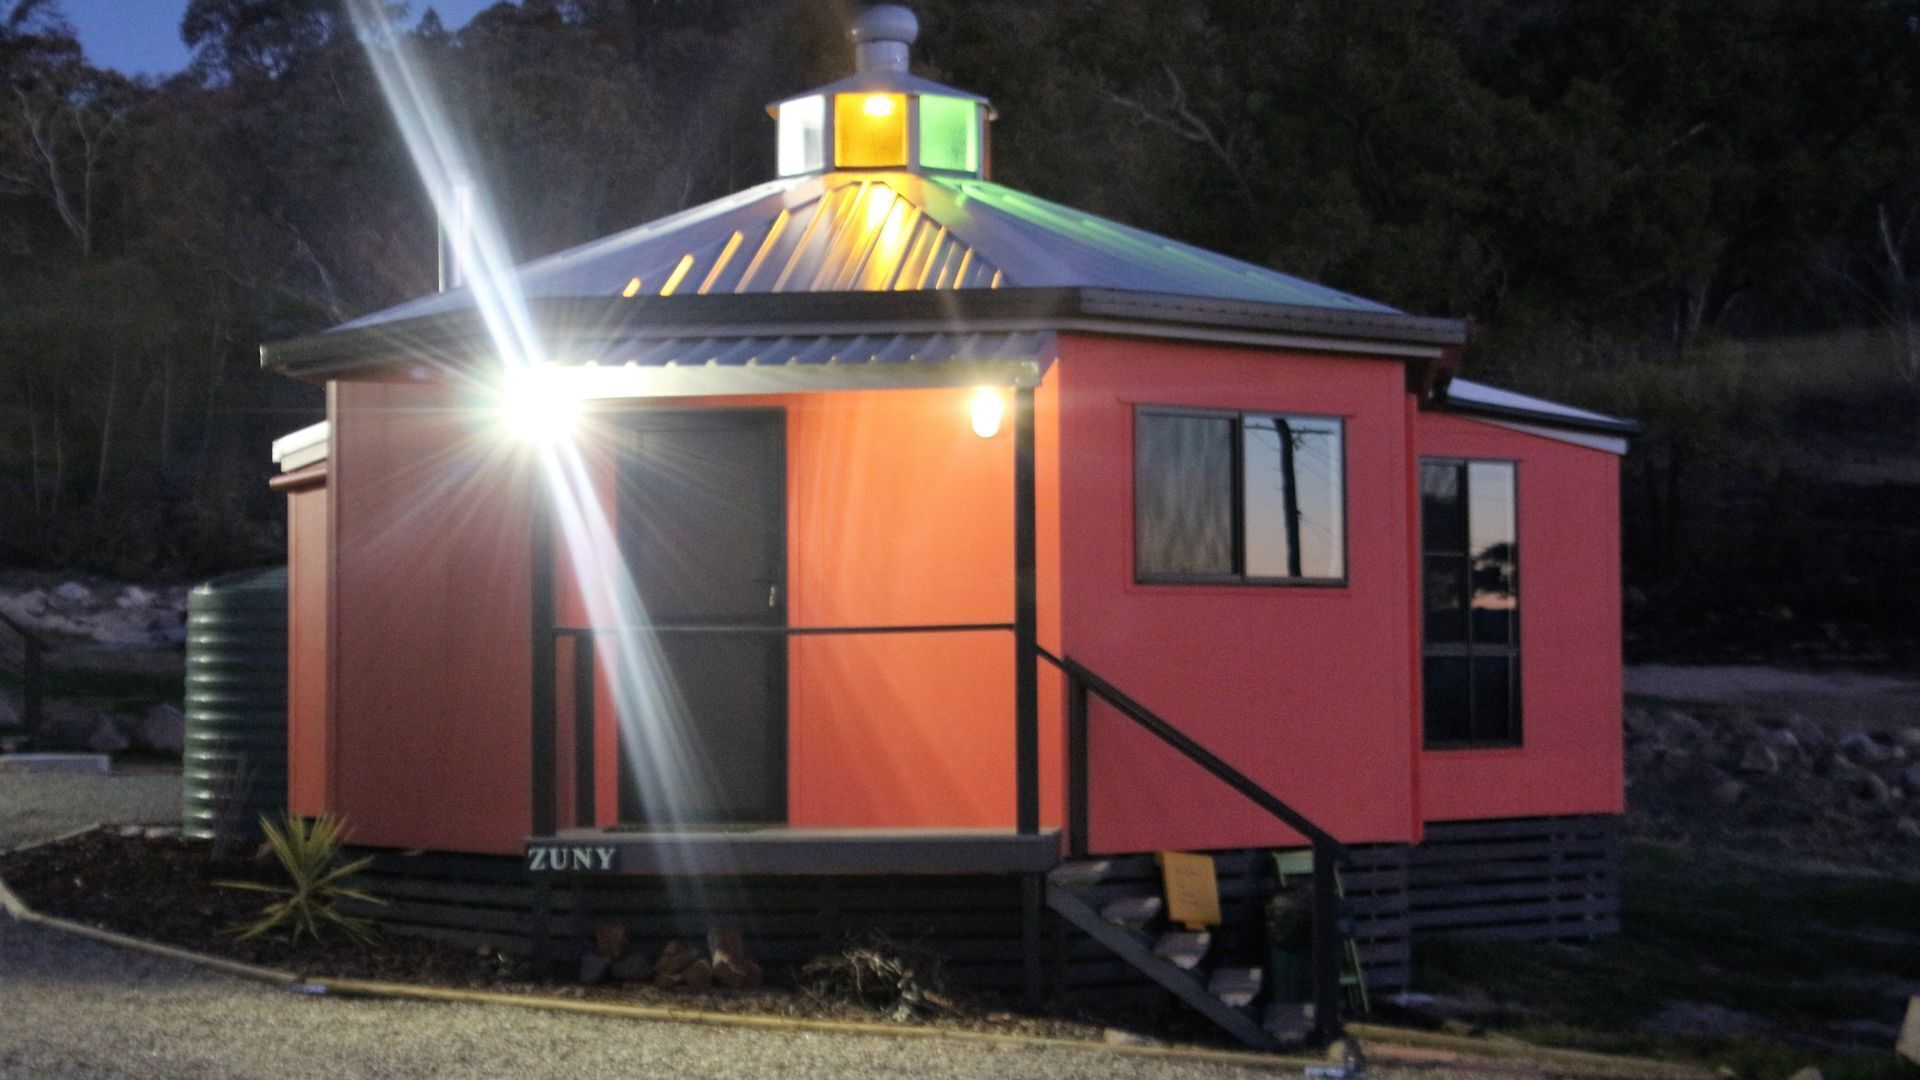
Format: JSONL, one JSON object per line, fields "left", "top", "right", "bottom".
{"left": 607, "top": 329, "right": 1053, "bottom": 368}
{"left": 1442, "top": 378, "right": 1639, "bottom": 435}
{"left": 548, "top": 330, "right": 1056, "bottom": 397}
{"left": 337, "top": 171, "right": 1399, "bottom": 332}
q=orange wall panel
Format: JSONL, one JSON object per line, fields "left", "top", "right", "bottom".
{"left": 285, "top": 472, "right": 330, "bottom": 817}
{"left": 1413, "top": 413, "right": 1626, "bottom": 821}
{"left": 330, "top": 381, "right": 534, "bottom": 854}
{"left": 1057, "top": 333, "right": 1419, "bottom": 852}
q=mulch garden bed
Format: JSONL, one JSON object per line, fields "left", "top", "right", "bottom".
{"left": 0, "top": 828, "right": 1164, "bottom": 1044}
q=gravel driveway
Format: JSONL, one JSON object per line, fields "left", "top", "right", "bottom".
{"left": 0, "top": 771, "right": 1532, "bottom": 1079}
{"left": 0, "top": 768, "right": 181, "bottom": 850}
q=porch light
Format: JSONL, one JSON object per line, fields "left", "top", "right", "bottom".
{"left": 970, "top": 387, "right": 1005, "bottom": 438}
{"left": 501, "top": 366, "right": 581, "bottom": 443}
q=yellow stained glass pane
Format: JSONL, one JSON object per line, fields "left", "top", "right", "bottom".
{"left": 834, "top": 92, "right": 907, "bottom": 168}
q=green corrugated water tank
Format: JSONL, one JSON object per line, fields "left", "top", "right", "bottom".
{"left": 183, "top": 567, "right": 288, "bottom": 841}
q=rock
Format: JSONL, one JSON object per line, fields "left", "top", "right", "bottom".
{"left": 1712, "top": 778, "right": 1746, "bottom": 805}
{"left": 13, "top": 589, "right": 49, "bottom": 616}
{"left": 0, "top": 696, "right": 19, "bottom": 730}
{"left": 708, "top": 928, "right": 763, "bottom": 990}
{"left": 140, "top": 705, "right": 186, "bottom": 754}
{"left": 1658, "top": 711, "right": 1707, "bottom": 742}
{"left": 1895, "top": 818, "right": 1920, "bottom": 843}
{"left": 1765, "top": 727, "right": 1802, "bottom": 754}
{"left": 115, "top": 585, "right": 156, "bottom": 609}
{"left": 653, "top": 939, "right": 701, "bottom": 979}
{"left": 1787, "top": 1068, "right": 1822, "bottom": 1080}
{"left": 1623, "top": 709, "right": 1657, "bottom": 738}
{"left": 577, "top": 954, "right": 610, "bottom": 984}
{"left": 1903, "top": 762, "right": 1920, "bottom": 792}
{"left": 1737, "top": 742, "right": 1780, "bottom": 775}
{"left": 1786, "top": 714, "right": 1830, "bottom": 749}
{"left": 609, "top": 951, "right": 653, "bottom": 982}
{"left": 1839, "top": 731, "right": 1893, "bottom": 766}
{"left": 51, "top": 581, "right": 93, "bottom": 608}
{"left": 86, "top": 717, "right": 129, "bottom": 753}
{"left": 1895, "top": 728, "right": 1920, "bottom": 751}
{"left": 655, "top": 957, "right": 712, "bottom": 992}
{"left": 1852, "top": 770, "right": 1893, "bottom": 807}
{"left": 593, "top": 923, "right": 628, "bottom": 960}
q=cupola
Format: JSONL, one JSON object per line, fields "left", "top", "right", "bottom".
{"left": 767, "top": 5, "right": 993, "bottom": 178}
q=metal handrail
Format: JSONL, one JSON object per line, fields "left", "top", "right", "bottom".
{"left": 1035, "top": 644, "right": 1347, "bottom": 1045}
{"left": 0, "top": 609, "right": 45, "bottom": 742}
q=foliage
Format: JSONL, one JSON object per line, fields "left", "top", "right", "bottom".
{"left": 800, "top": 935, "right": 960, "bottom": 1022}
{"left": 218, "top": 812, "right": 382, "bottom": 945}
{"left": 1, "top": 0, "right": 1920, "bottom": 653}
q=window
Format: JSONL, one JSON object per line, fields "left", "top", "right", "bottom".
{"left": 1421, "top": 460, "right": 1519, "bottom": 747}
{"left": 1134, "top": 408, "right": 1345, "bottom": 584}
{"left": 776, "top": 95, "right": 826, "bottom": 176}
{"left": 918, "top": 95, "right": 980, "bottom": 172}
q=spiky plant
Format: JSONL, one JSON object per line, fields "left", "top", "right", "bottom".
{"left": 219, "top": 813, "right": 383, "bottom": 945}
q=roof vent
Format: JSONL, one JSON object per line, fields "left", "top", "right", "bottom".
{"left": 851, "top": 5, "right": 918, "bottom": 74}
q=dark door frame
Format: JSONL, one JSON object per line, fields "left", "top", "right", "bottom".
{"left": 613, "top": 406, "right": 788, "bottom": 827}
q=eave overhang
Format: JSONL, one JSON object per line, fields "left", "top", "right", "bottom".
{"left": 260, "top": 286, "right": 1470, "bottom": 381}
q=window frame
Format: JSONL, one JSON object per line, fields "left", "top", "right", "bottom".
{"left": 1132, "top": 404, "right": 1350, "bottom": 589}
{"left": 1419, "top": 456, "right": 1523, "bottom": 750}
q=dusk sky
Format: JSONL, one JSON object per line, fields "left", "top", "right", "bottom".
{"left": 62, "top": 0, "right": 503, "bottom": 75}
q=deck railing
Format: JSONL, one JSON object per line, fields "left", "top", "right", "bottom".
{"left": 1037, "top": 646, "right": 1349, "bottom": 1046}
{"left": 544, "top": 622, "right": 1017, "bottom": 830}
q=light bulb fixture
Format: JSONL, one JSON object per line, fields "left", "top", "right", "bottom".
{"left": 862, "top": 93, "right": 896, "bottom": 117}
{"left": 969, "top": 387, "right": 1005, "bottom": 439}
{"left": 500, "top": 365, "right": 581, "bottom": 443}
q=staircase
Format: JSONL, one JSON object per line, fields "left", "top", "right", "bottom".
{"left": 1047, "top": 857, "right": 1319, "bottom": 1050}
{"left": 1038, "top": 648, "right": 1351, "bottom": 1048}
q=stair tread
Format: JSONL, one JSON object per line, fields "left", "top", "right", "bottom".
{"left": 1152, "top": 929, "right": 1210, "bottom": 970}
{"left": 1101, "top": 895, "right": 1163, "bottom": 926}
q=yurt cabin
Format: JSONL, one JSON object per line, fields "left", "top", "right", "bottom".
{"left": 261, "top": 5, "right": 1636, "bottom": 1049}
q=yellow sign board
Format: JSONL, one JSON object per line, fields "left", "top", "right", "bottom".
{"left": 1157, "top": 851, "right": 1221, "bottom": 930}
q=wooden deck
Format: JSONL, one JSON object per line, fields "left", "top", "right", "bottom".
{"left": 527, "top": 826, "right": 1063, "bottom": 876}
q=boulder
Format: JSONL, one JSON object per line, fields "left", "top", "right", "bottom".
{"left": 708, "top": 928, "right": 763, "bottom": 990}
{"left": 115, "top": 585, "right": 156, "bottom": 609}
{"left": 1737, "top": 742, "right": 1780, "bottom": 775}
{"left": 1712, "top": 778, "right": 1746, "bottom": 806}
{"left": 1896, "top": 727, "right": 1920, "bottom": 751}
{"left": 577, "top": 954, "right": 611, "bottom": 985}
{"left": 1623, "top": 709, "right": 1657, "bottom": 738}
{"left": 1658, "top": 711, "right": 1707, "bottom": 742}
{"left": 140, "top": 705, "right": 186, "bottom": 754}
{"left": 50, "top": 581, "right": 93, "bottom": 609}
{"left": 609, "top": 951, "right": 653, "bottom": 982}
{"left": 86, "top": 717, "right": 129, "bottom": 754}
{"left": 1896, "top": 818, "right": 1920, "bottom": 843}
{"left": 1839, "top": 731, "right": 1893, "bottom": 766}
{"left": 593, "top": 923, "right": 629, "bottom": 960}
{"left": 1904, "top": 762, "right": 1920, "bottom": 792}
{"left": 1786, "top": 714, "right": 1830, "bottom": 749}
{"left": 1765, "top": 727, "right": 1803, "bottom": 754}
{"left": 1851, "top": 770, "right": 1893, "bottom": 808}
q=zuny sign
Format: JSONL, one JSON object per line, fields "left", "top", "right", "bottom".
{"left": 526, "top": 845, "right": 617, "bottom": 872}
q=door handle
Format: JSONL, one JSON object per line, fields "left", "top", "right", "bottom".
{"left": 768, "top": 582, "right": 780, "bottom": 608}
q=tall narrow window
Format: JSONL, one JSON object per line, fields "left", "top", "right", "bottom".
{"left": 1135, "top": 407, "right": 1345, "bottom": 584}
{"left": 1421, "top": 460, "right": 1519, "bottom": 747}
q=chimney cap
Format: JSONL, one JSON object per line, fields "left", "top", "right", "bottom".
{"left": 850, "top": 5, "right": 917, "bottom": 74}
{"left": 850, "top": 5, "right": 919, "bottom": 47}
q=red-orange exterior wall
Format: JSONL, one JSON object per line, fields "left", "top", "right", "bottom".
{"left": 1412, "top": 413, "right": 1626, "bottom": 821}
{"left": 284, "top": 465, "right": 330, "bottom": 818}
{"left": 550, "top": 383, "right": 1062, "bottom": 833}
{"left": 1055, "top": 333, "right": 1419, "bottom": 852}
{"left": 329, "top": 381, "right": 534, "bottom": 855}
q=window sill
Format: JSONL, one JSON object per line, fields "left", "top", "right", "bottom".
{"left": 1423, "top": 741, "right": 1525, "bottom": 754}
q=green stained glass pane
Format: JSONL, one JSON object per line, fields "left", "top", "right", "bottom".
{"left": 918, "top": 95, "right": 978, "bottom": 172}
